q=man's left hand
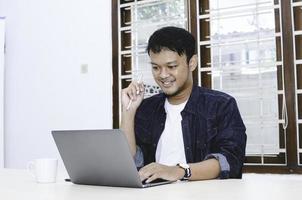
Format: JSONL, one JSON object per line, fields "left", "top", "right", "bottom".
{"left": 138, "top": 162, "right": 185, "bottom": 183}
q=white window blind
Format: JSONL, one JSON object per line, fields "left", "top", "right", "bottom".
{"left": 199, "top": 0, "right": 281, "bottom": 155}
{"left": 291, "top": 0, "right": 302, "bottom": 165}
{"left": 118, "top": 0, "right": 188, "bottom": 98}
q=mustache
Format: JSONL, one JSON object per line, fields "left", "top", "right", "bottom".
{"left": 159, "top": 78, "right": 174, "bottom": 82}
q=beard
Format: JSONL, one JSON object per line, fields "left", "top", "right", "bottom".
{"left": 160, "top": 80, "right": 190, "bottom": 98}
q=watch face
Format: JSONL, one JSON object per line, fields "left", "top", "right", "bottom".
{"left": 178, "top": 163, "right": 191, "bottom": 180}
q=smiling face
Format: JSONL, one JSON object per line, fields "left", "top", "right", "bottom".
{"left": 150, "top": 49, "right": 197, "bottom": 104}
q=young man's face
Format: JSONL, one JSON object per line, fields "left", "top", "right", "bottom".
{"left": 149, "top": 49, "right": 196, "bottom": 99}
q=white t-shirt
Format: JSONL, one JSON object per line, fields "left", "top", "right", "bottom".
{"left": 155, "top": 99, "right": 188, "bottom": 166}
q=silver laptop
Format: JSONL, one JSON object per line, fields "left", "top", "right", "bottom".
{"left": 52, "top": 129, "right": 174, "bottom": 188}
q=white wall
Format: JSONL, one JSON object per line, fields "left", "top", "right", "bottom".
{"left": 0, "top": 0, "right": 112, "bottom": 169}
{"left": 0, "top": 17, "right": 5, "bottom": 168}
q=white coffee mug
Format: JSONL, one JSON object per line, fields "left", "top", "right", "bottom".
{"left": 27, "top": 158, "right": 58, "bottom": 183}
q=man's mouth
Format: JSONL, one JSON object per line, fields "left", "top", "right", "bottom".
{"left": 160, "top": 80, "right": 174, "bottom": 87}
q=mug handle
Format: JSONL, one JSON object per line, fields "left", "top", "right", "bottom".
{"left": 27, "top": 161, "right": 35, "bottom": 178}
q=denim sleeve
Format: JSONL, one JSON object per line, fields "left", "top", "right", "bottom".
{"left": 213, "top": 97, "right": 247, "bottom": 178}
{"left": 205, "top": 153, "right": 230, "bottom": 179}
{"left": 134, "top": 146, "right": 144, "bottom": 167}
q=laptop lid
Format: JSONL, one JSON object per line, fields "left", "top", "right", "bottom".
{"left": 52, "top": 129, "right": 173, "bottom": 188}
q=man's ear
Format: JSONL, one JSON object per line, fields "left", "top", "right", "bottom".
{"left": 189, "top": 54, "right": 198, "bottom": 72}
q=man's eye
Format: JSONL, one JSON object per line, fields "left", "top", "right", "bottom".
{"left": 168, "top": 65, "right": 177, "bottom": 69}
{"left": 152, "top": 66, "right": 159, "bottom": 70}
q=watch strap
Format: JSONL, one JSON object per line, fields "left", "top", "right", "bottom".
{"left": 177, "top": 163, "right": 192, "bottom": 180}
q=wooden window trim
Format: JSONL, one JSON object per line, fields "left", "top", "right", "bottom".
{"left": 111, "top": 0, "right": 302, "bottom": 173}
{"left": 112, "top": 0, "right": 119, "bottom": 128}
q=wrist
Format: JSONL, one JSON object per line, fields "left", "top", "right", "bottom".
{"left": 122, "top": 106, "right": 137, "bottom": 115}
{"left": 177, "top": 163, "right": 192, "bottom": 181}
{"left": 121, "top": 109, "right": 136, "bottom": 119}
{"left": 174, "top": 166, "right": 186, "bottom": 180}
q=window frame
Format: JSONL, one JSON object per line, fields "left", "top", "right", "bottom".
{"left": 111, "top": 0, "right": 302, "bottom": 173}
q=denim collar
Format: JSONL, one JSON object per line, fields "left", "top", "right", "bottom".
{"left": 182, "top": 85, "right": 199, "bottom": 115}
{"left": 156, "top": 85, "right": 199, "bottom": 115}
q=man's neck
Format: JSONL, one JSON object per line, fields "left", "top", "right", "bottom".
{"left": 167, "top": 84, "right": 193, "bottom": 105}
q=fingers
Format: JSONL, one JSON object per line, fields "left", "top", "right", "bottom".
{"left": 145, "top": 173, "right": 160, "bottom": 183}
{"left": 139, "top": 83, "right": 144, "bottom": 94}
{"left": 139, "top": 163, "right": 163, "bottom": 183}
{"left": 129, "top": 85, "right": 137, "bottom": 100}
{"left": 127, "top": 82, "right": 144, "bottom": 101}
{"left": 132, "top": 82, "right": 144, "bottom": 96}
{"left": 138, "top": 163, "right": 181, "bottom": 183}
{"left": 138, "top": 162, "right": 155, "bottom": 181}
{"left": 121, "top": 81, "right": 145, "bottom": 111}
{"left": 134, "top": 83, "right": 140, "bottom": 95}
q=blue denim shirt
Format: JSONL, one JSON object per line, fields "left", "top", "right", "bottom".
{"left": 134, "top": 85, "right": 247, "bottom": 179}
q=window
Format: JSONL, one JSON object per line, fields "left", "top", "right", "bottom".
{"left": 201, "top": 0, "right": 280, "bottom": 156}
{"left": 112, "top": 0, "right": 302, "bottom": 173}
{"left": 198, "top": 0, "right": 287, "bottom": 168}
{"left": 292, "top": 0, "right": 302, "bottom": 166}
{"left": 112, "top": 0, "right": 189, "bottom": 128}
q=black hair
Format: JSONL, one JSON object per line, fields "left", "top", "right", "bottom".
{"left": 146, "top": 26, "right": 196, "bottom": 63}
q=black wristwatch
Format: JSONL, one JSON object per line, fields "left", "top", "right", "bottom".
{"left": 177, "top": 163, "right": 192, "bottom": 181}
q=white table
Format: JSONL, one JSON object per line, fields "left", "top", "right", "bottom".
{"left": 0, "top": 169, "right": 301, "bottom": 200}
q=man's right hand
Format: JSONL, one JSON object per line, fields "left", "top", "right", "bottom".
{"left": 121, "top": 81, "right": 145, "bottom": 112}
{"left": 121, "top": 81, "right": 145, "bottom": 156}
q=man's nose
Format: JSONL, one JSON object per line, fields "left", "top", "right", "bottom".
{"left": 159, "top": 68, "right": 169, "bottom": 79}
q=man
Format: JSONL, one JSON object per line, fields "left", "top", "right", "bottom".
{"left": 121, "top": 26, "right": 246, "bottom": 183}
